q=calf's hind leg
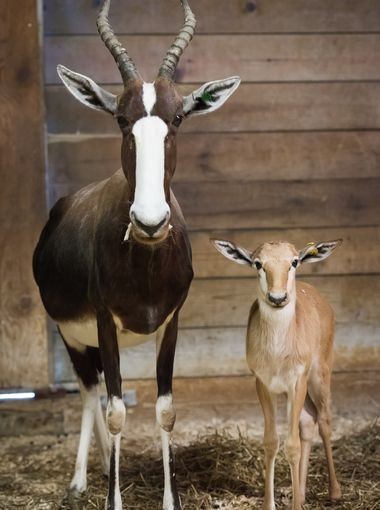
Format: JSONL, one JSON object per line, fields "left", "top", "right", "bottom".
{"left": 309, "top": 368, "right": 341, "bottom": 501}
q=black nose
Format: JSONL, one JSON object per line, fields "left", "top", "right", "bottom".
{"left": 134, "top": 216, "right": 167, "bottom": 237}
{"left": 268, "top": 293, "right": 288, "bottom": 305}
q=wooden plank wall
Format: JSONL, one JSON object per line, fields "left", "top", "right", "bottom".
{"left": 44, "top": 0, "right": 380, "bottom": 381}
{"left": 0, "top": 0, "right": 48, "bottom": 388}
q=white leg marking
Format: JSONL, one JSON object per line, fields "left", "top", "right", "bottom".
{"left": 70, "top": 383, "right": 98, "bottom": 493}
{"left": 156, "top": 394, "right": 179, "bottom": 510}
{"left": 94, "top": 398, "right": 110, "bottom": 475}
{"left": 156, "top": 394, "right": 176, "bottom": 432}
{"left": 105, "top": 433, "right": 122, "bottom": 510}
{"left": 131, "top": 115, "right": 169, "bottom": 226}
{"left": 106, "top": 396, "right": 126, "bottom": 436}
{"left": 161, "top": 429, "right": 175, "bottom": 510}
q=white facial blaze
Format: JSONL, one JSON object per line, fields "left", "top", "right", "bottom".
{"left": 130, "top": 83, "right": 170, "bottom": 227}
{"left": 142, "top": 82, "right": 156, "bottom": 115}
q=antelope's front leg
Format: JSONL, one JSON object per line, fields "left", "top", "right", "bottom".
{"left": 256, "top": 378, "right": 279, "bottom": 510}
{"left": 156, "top": 312, "right": 182, "bottom": 510}
{"left": 285, "top": 375, "right": 308, "bottom": 510}
{"left": 97, "top": 310, "right": 125, "bottom": 510}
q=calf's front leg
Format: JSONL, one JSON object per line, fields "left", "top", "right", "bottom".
{"left": 156, "top": 312, "right": 182, "bottom": 510}
{"left": 97, "top": 310, "right": 125, "bottom": 510}
{"left": 256, "top": 378, "right": 279, "bottom": 510}
{"left": 285, "top": 375, "right": 308, "bottom": 510}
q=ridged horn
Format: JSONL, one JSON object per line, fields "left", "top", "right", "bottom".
{"left": 158, "top": 0, "right": 196, "bottom": 80}
{"left": 97, "top": 0, "right": 140, "bottom": 84}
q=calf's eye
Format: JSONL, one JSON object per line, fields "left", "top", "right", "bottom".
{"left": 291, "top": 259, "right": 299, "bottom": 268}
{"left": 173, "top": 114, "right": 183, "bottom": 127}
{"left": 255, "top": 261, "right": 262, "bottom": 270}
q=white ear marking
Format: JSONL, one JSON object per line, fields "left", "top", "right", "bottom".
{"left": 212, "top": 239, "right": 253, "bottom": 266}
{"left": 57, "top": 64, "right": 117, "bottom": 114}
{"left": 183, "top": 76, "right": 241, "bottom": 117}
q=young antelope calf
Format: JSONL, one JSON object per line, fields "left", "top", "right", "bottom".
{"left": 212, "top": 238, "right": 342, "bottom": 510}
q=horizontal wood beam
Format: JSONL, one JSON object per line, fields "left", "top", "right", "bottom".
{"left": 44, "top": 0, "right": 380, "bottom": 35}
{"left": 191, "top": 227, "right": 380, "bottom": 278}
{"left": 181, "top": 274, "right": 380, "bottom": 328}
{"left": 45, "top": 83, "right": 380, "bottom": 134}
{"left": 49, "top": 177, "right": 379, "bottom": 231}
{"left": 47, "top": 131, "right": 380, "bottom": 184}
{"left": 45, "top": 34, "right": 380, "bottom": 85}
{"left": 54, "top": 322, "right": 380, "bottom": 381}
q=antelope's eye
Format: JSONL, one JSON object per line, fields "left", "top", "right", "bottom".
{"left": 291, "top": 259, "right": 299, "bottom": 268}
{"left": 255, "top": 261, "right": 262, "bottom": 270}
{"left": 173, "top": 114, "right": 183, "bottom": 127}
{"left": 117, "top": 116, "right": 129, "bottom": 130}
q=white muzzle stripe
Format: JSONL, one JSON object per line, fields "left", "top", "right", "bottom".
{"left": 130, "top": 83, "right": 170, "bottom": 228}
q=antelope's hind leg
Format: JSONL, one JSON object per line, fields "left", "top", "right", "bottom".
{"left": 156, "top": 312, "right": 182, "bottom": 510}
{"left": 61, "top": 336, "right": 107, "bottom": 495}
{"left": 308, "top": 367, "right": 341, "bottom": 501}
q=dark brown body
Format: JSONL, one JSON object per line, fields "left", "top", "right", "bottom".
{"left": 33, "top": 169, "right": 193, "bottom": 333}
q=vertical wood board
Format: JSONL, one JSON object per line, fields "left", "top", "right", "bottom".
{"left": 0, "top": 1, "right": 48, "bottom": 388}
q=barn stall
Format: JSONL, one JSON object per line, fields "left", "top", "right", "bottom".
{"left": 0, "top": 0, "right": 379, "bottom": 508}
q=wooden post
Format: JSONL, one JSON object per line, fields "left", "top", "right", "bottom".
{"left": 0, "top": 0, "right": 49, "bottom": 388}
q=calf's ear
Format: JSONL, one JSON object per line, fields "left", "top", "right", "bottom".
{"left": 299, "top": 239, "right": 342, "bottom": 264}
{"left": 211, "top": 239, "right": 253, "bottom": 266}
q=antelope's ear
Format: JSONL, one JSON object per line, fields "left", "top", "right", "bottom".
{"left": 299, "top": 239, "right": 342, "bottom": 264}
{"left": 183, "top": 76, "right": 241, "bottom": 117}
{"left": 57, "top": 65, "right": 117, "bottom": 115}
{"left": 211, "top": 239, "right": 253, "bottom": 266}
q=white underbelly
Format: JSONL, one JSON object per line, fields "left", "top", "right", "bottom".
{"left": 58, "top": 317, "right": 159, "bottom": 352}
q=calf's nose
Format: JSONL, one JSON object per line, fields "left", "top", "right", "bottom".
{"left": 268, "top": 292, "right": 288, "bottom": 306}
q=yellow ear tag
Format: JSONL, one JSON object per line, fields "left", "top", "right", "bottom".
{"left": 309, "top": 248, "right": 318, "bottom": 256}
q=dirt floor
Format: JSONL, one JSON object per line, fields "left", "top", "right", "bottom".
{"left": 0, "top": 373, "right": 379, "bottom": 510}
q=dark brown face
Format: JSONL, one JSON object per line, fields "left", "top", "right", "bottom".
{"left": 116, "top": 78, "right": 184, "bottom": 244}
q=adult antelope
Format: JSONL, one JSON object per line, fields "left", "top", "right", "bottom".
{"left": 212, "top": 238, "right": 342, "bottom": 510}
{"left": 33, "top": 1, "right": 240, "bottom": 508}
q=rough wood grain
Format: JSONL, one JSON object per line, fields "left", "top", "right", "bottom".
{"left": 191, "top": 226, "right": 380, "bottom": 278}
{"left": 44, "top": 0, "right": 380, "bottom": 382}
{"left": 54, "top": 323, "right": 380, "bottom": 381}
{"left": 45, "top": 83, "right": 380, "bottom": 134}
{"left": 50, "top": 177, "right": 379, "bottom": 230}
{"left": 0, "top": 1, "right": 48, "bottom": 388}
{"left": 47, "top": 130, "right": 380, "bottom": 185}
{"left": 44, "top": 0, "right": 380, "bottom": 35}
{"left": 181, "top": 275, "right": 380, "bottom": 328}
{"left": 175, "top": 178, "right": 379, "bottom": 230}
{"left": 45, "top": 34, "right": 380, "bottom": 85}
